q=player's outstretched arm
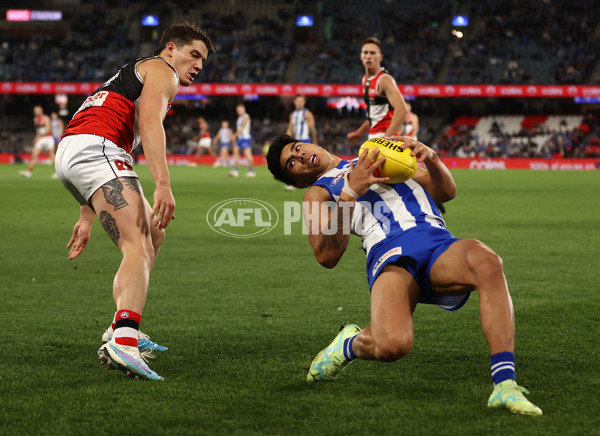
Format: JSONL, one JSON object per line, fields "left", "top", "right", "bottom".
{"left": 138, "top": 60, "right": 179, "bottom": 229}
{"left": 347, "top": 120, "right": 370, "bottom": 143}
{"left": 379, "top": 75, "right": 408, "bottom": 137}
{"left": 67, "top": 204, "right": 95, "bottom": 260}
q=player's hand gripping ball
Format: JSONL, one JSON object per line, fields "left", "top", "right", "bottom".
{"left": 358, "top": 137, "right": 418, "bottom": 184}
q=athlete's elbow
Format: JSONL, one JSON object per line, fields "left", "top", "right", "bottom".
{"left": 444, "top": 184, "right": 457, "bottom": 201}
{"left": 315, "top": 251, "right": 341, "bottom": 269}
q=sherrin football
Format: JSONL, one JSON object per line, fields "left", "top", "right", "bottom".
{"left": 358, "top": 137, "right": 418, "bottom": 184}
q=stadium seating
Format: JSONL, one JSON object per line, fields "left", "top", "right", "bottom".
{"left": 434, "top": 114, "right": 596, "bottom": 158}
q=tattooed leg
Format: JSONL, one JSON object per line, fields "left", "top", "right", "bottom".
{"left": 90, "top": 176, "right": 153, "bottom": 315}
{"left": 122, "top": 177, "right": 142, "bottom": 195}
{"left": 101, "top": 179, "right": 129, "bottom": 210}
{"left": 99, "top": 211, "right": 120, "bottom": 245}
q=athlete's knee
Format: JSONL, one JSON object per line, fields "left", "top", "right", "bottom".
{"left": 151, "top": 226, "right": 165, "bottom": 251}
{"left": 374, "top": 333, "right": 413, "bottom": 362}
{"left": 469, "top": 242, "right": 504, "bottom": 280}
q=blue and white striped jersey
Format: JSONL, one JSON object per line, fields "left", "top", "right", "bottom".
{"left": 236, "top": 113, "right": 251, "bottom": 140}
{"left": 291, "top": 109, "right": 310, "bottom": 141}
{"left": 218, "top": 127, "right": 232, "bottom": 145}
{"left": 311, "top": 158, "right": 446, "bottom": 256}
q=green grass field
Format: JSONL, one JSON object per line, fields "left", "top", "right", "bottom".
{"left": 1, "top": 163, "right": 599, "bottom": 435}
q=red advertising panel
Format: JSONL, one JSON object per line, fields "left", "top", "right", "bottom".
{"left": 2, "top": 83, "right": 600, "bottom": 97}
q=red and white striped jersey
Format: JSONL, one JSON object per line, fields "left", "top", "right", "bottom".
{"left": 362, "top": 68, "right": 398, "bottom": 136}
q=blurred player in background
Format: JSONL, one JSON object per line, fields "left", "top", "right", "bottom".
{"left": 286, "top": 95, "right": 317, "bottom": 143}
{"left": 213, "top": 120, "right": 233, "bottom": 167}
{"left": 54, "top": 22, "right": 214, "bottom": 381}
{"left": 229, "top": 103, "right": 255, "bottom": 178}
{"left": 284, "top": 94, "right": 318, "bottom": 191}
{"left": 20, "top": 105, "right": 57, "bottom": 178}
{"left": 50, "top": 111, "right": 65, "bottom": 145}
{"left": 192, "top": 116, "right": 217, "bottom": 163}
{"left": 403, "top": 103, "right": 419, "bottom": 140}
{"left": 347, "top": 37, "right": 409, "bottom": 143}
{"left": 265, "top": 133, "right": 543, "bottom": 416}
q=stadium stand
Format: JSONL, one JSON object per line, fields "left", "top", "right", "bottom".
{"left": 433, "top": 114, "right": 599, "bottom": 158}
{"left": 0, "top": 0, "right": 599, "bottom": 160}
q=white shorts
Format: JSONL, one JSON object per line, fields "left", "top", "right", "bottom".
{"left": 198, "top": 137, "right": 211, "bottom": 148}
{"left": 55, "top": 134, "right": 138, "bottom": 205}
{"left": 35, "top": 136, "right": 56, "bottom": 151}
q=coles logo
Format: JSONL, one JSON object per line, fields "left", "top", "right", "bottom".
{"left": 206, "top": 198, "right": 279, "bottom": 238}
{"left": 403, "top": 85, "right": 415, "bottom": 95}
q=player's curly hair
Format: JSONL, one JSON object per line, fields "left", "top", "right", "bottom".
{"left": 266, "top": 134, "right": 298, "bottom": 186}
{"left": 154, "top": 22, "right": 215, "bottom": 56}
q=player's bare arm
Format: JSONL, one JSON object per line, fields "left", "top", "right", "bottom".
{"left": 285, "top": 114, "right": 294, "bottom": 136}
{"left": 304, "top": 149, "right": 388, "bottom": 268}
{"left": 379, "top": 75, "right": 408, "bottom": 137}
{"left": 137, "top": 59, "right": 179, "bottom": 229}
{"left": 412, "top": 113, "right": 419, "bottom": 137}
{"left": 397, "top": 136, "right": 457, "bottom": 203}
{"left": 306, "top": 110, "right": 318, "bottom": 143}
{"left": 347, "top": 120, "right": 370, "bottom": 143}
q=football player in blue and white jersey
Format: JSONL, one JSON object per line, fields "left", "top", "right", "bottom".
{"left": 266, "top": 134, "right": 542, "bottom": 416}
{"left": 229, "top": 103, "right": 255, "bottom": 178}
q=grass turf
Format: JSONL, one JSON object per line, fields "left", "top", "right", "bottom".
{"left": 1, "top": 163, "right": 599, "bottom": 435}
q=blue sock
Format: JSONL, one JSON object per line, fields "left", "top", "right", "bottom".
{"left": 343, "top": 335, "right": 358, "bottom": 361}
{"left": 490, "top": 351, "right": 516, "bottom": 385}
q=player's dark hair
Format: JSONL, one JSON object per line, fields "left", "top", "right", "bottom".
{"left": 266, "top": 134, "right": 298, "bottom": 186}
{"left": 154, "top": 22, "right": 215, "bottom": 56}
{"left": 362, "top": 37, "right": 382, "bottom": 51}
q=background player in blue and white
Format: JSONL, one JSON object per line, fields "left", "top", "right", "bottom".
{"left": 284, "top": 94, "right": 317, "bottom": 191}
{"left": 213, "top": 120, "right": 233, "bottom": 167}
{"left": 229, "top": 103, "right": 255, "bottom": 177}
{"left": 266, "top": 134, "right": 542, "bottom": 416}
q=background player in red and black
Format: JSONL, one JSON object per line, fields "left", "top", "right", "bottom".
{"left": 55, "top": 22, "right": 214, "bottom": 380}
{"left": 347, "top": 37, "right": 409, "bottom": 143}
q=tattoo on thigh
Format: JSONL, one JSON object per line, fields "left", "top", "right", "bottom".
{"left": 123, "top": 177, "right": 142, "bottom": 194}
{"left": 99, "top": 211, "right": 120, "bottom": 245}
{"left": 101, "top": 179, "right": 128, "bottom": 210}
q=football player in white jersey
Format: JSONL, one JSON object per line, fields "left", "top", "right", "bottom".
{"left": 212, "top": 120, "right": 234, "bottom": 167}
{"left": 265, "top": 134, "right": 542, "bottom": 416}
{"left": 229, "top": 103, "right": 255, "bottom": 177}
{"left": 286, "top": 95, "right": 317, "bottom": 143}
{"left": 19, "top": 105, "right": 57, "bottom": 178}
{"left": 284, "top": 95, "right": 317, "bottom": 191}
